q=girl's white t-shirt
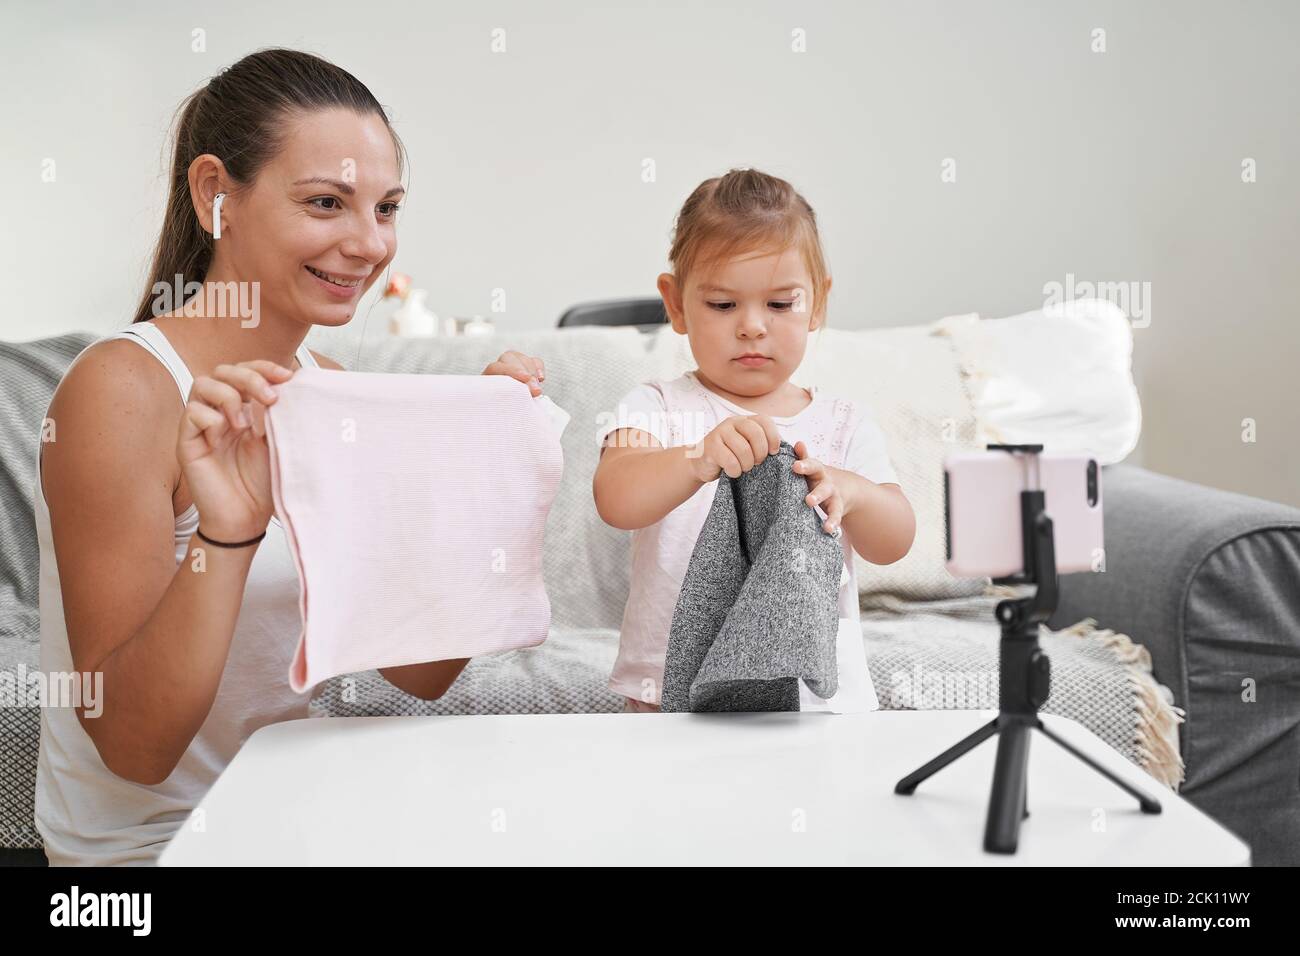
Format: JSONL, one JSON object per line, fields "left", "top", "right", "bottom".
{"left": 597, "top": 371, "right": 900, "bottom": 713}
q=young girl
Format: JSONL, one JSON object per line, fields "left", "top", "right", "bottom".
{"left": 593, "top": 168, "right": 916, "bottom": 714}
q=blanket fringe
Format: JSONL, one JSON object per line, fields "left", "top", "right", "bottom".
{"left": 1054, "top": 617, "right": 1186, "bottom": 791}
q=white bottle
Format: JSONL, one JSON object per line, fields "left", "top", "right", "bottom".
{"left": 390, "top": 289, "right": 438, "bottom": 337}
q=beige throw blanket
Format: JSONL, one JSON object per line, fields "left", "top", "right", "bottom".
{"left": 861, "top": 586, "right": 1186, "bottom": 789}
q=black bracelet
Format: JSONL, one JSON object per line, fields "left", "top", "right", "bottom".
{"left": 195, "top": 526, "right": 267, "bottom": 549}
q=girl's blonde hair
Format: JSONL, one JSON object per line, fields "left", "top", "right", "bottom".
{"left": 667, "top": 168, "right": 831, "bottom": 320}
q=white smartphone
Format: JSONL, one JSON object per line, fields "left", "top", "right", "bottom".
{"left": 944, "top": 449, "right": 1104, "bottom": 579}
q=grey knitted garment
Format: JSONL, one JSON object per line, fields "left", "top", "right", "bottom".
{"left": 661, "top": 440, "right": 844, "bottom": 712}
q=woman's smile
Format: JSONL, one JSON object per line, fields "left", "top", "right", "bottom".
{"left": 304, "top": 264, "right": 364, "bottom": 298}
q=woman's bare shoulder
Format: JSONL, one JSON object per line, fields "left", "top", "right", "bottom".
{"left": 42, "top": 337, "right": 183, "bottom": 484}
{"left": 52, "top": 337, "right": 182, "bottom": 416}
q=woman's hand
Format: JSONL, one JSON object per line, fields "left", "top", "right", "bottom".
{"left": 793, "top": 440, "right": 844, "bottom": 535}
{"left": 483, "top": 350, "right": 545, "bottom": 397}
{"left": 177, "top": 360, "right": 295, "bottom": 542}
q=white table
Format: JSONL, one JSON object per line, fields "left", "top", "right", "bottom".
{"left": 160, "top": 710, "right": 1250, "bottom": 866}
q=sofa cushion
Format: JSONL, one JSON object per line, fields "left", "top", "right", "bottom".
{"left": 0, "top": 334, "right": 95, "bottom": 645}
{"left": 0, "top": 334, "right": 96, "bottom": 850}
{"left": 934, "top": 297, "right": 1141, "bottom": 465}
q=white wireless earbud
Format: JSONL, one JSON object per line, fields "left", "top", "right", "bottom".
{"left": 212, "top": 192, "right": 227, "bottom": 239}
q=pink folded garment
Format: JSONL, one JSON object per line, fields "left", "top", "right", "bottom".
{"left": 264, "top": 367, "right": 569, "bottom": 693}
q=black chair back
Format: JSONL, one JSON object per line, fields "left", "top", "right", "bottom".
{"left": 557, "top": 298, "right": 668, "bottom": 329}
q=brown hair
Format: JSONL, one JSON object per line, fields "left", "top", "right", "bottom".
{"left": 667, "top": 168, "right": 831, "bottom": 320}
{"left": 132, "top": 48, "right": 406, "bottom": 324}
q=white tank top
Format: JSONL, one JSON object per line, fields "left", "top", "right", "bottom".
{"left": 34, "top": 320, "right": 319, "bottom": 866}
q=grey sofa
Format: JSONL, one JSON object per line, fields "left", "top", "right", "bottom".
{"left": 2, "top": 332, "right": 1297, "bottom": 866}
{"left": 1046, "top": 464, "right": 1300, "bottom": 866}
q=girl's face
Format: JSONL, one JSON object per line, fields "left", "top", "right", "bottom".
{"left": 660, "top": 244, "right": 826, "bottom": 398}
{"left": 214, "top": 107, "right": 402, "bottom": 329}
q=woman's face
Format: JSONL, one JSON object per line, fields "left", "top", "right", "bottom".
{"left": 220, "top": 106, "right": 402, "bottom": 329}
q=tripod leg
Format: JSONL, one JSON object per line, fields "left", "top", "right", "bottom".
{"left": 895, "top": 717, "right": 999, "bottom": 795}
{"left": 985, "top": 720, "right": 1031, "bottom": 853}
{"left": 1036, "top": 722, "right": 1162, "bottom": 814}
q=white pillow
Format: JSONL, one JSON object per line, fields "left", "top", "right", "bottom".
{"left": 933, "top": 297, "right": 1141, "bottom": 464}
{"left": 796, "top": 321, "right": 988, "bottom": 601}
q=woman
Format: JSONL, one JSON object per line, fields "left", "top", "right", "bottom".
{"left": 35, "top": 48, "right": 547, "bottom": 865}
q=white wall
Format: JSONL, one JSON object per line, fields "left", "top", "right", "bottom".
{"left": 2, "top": 0, "right": 1296, "bottom": 505}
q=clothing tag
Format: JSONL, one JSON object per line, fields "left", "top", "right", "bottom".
{"left": 535, "top": 394, "right": 571, "bottom": 437}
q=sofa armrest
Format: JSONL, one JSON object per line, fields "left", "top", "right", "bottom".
{"left": 1048, "top": 463, "right": 1300, "bottom": 864}
{"left": 1050, "top": 464, "right": 1300, "bottom": 709}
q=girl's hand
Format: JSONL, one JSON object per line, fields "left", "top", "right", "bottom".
{"left": 177, "top": 360, "right": 295, "bottom": 543}
{"left": 793, "top": 440, "right": 843, "bottom": 535}
{"left": 483, "top": 350, "right": 545, "bottom": 397}
{"left": 687, "top": 414, "right": 781, "bottom": 483}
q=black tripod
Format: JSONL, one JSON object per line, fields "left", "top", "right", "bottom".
{"left": 894, "top": 443, "right": 1163, "bottom": 854}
